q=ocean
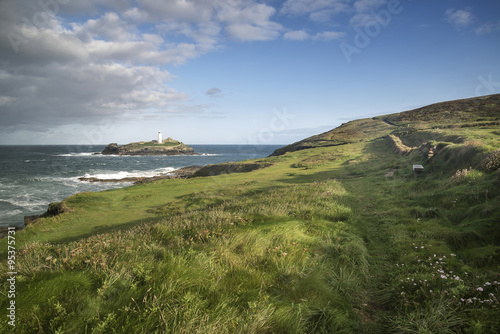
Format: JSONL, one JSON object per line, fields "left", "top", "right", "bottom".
{"left": 0, "top": 144, "right": 281, "bottom": 228}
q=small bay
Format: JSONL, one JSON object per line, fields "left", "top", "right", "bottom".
{"left": 0, "top": 144, "right": 281, "bottom": 227}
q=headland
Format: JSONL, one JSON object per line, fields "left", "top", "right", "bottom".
{"left": 100, "top": 137, "right": 195, "bottom": 156}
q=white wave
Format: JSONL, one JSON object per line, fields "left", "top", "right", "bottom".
{"left": 56, "top": 152, "right": 96, "bottom": 157}
{"left": 80, "top": 167, "right": 177, "bottom": 180}
{"left": 198, "top": 153, "right": 221, "bottom": 156}
{"left": 0, "top": 197, "right": 48, "bottom": 208}
{"left": 1, "top": 209, "right": 23, "bottom": 217}
{"left": 0, "top": 183, "right": 15, "bottom": 190}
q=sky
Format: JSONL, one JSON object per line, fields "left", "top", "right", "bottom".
{"left": 0, "top": 0, "right": 499, "bottom": 145}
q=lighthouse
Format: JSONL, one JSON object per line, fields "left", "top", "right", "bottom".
{"left": 158, "top": 131, "right": 162, "bottom": 144}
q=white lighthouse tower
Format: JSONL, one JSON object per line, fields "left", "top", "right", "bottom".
{"left": 158, "top": 131, "right": 162, "bottom": 144}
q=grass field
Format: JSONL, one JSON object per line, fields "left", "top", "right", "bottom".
{"left": 137, "top": 141, "right": 181, "bottom": 147}
{"left": 1, "top": 96, "right": 500, "bottom": 333}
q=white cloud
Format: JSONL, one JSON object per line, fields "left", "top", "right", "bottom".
{"left": 475, "top": 21, "right": 500, "bottom": 35}
{"left": 136, "top": 0, "right": 214, "bottom": 22}
{"left": 349, "top": 12, "right": 380, "bottom": 26}
{"left": 78, "top": 12, "right": 137, "bottom": 42}
{"left": 142, "top": 33, "right": 164, "bottom": 45}
{"left": 218, "top": 2, "right": 283, "bottom": 41}
{"left": 0, "top": 0, "right": 291, "bottom": 133}
{"left": 281, "top": 0, "right": 350, "bottom": 18}
{"left": 354, "top": 0, "right": 386, "bottom": 13}
{"left": 1, "top": 0, "right": 360, "bottom": 136}
{"left": 445, "top": 8, "right": 474, "bottom": 29}
{"left": 206, "top": 87, "right": 223, "bottom": 97}
{"left": 313, "top": 31, "right": 346, "bottom": 40}
{"left": 284, "top": 29, "right": 345, "bottom": 41}
{"left": 0, "top": 59, "right": 186, "bottom": 130}
{"left": 280, "top": 0, "right": 389, "bottom": 26}
{"left": 225, "top": 22, "right": 282, "bottom": 41}
{"left": 0, "top": 96, "right": 14, "bottom": 107}
{"left": 284, "top": 30, "right": 310, "bottom": 40}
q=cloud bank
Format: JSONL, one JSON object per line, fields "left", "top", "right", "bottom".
{"left": 0, "top": 0, "right": 285, "bottom": 132}
{"left": 1, "top": 0, "right": 495, "bottom": 141}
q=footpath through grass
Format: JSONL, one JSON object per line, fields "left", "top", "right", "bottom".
{"left": 1, "top": 127, "right": 499, "bottom": 333}
{"left": 338, "top": 136, "right": 500, "bottom": 333}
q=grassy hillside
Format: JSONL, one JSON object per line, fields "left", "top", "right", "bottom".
{"left": 270, "top": 94, "right": 500, "bottom": 157}
{"left": 1, "top": 95, "right": 500, "bottom": 333}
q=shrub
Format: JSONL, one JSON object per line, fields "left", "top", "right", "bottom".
{"left": 450, "top": 168, "right": 470, "bottom": 184}
{"left": 480, "top": 149, "right": 500, "bottom": 172}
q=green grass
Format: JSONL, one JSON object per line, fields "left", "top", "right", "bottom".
{"left": 1, "top": 107, "right": 500, "bottom": 332}
{"left": 2, "top": 180, "right": 367, "bottom": 333}
{"left": 137, "top": 141, "right": 180, "bottom": 147}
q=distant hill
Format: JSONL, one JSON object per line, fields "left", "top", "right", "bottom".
{"left": 270, "top": 94, "right": 500, "bottom": 156}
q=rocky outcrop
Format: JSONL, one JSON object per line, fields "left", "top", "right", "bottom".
{"left": 192, "top": 162, "right": 273, "bottom": 177}
{"left": 101, "top": 140, "right": 195, "bottom": 155}
{"left": 101, "top": 143, "right": 120, "bottom": 155}
{"left": 24, "top": 215, "right": 41, "bottom": 225}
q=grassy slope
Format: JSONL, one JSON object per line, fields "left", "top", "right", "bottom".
{"left": 1, "top": 95, "right": 500, "bottom": 333}
{"left": 270, "top": 94, "right": 500, "bottom": 157}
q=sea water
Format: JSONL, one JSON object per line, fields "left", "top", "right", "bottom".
{"left": 0, "top": 145, "right": 281, "bottom": 227}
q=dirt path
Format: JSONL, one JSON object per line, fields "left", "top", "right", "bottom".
{"left": 343, "top": 177, "right": 396, "bottom": 332}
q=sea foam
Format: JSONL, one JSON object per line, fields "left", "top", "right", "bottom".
{"left": 81, "top": 167, "right": 177, "bottom": 180}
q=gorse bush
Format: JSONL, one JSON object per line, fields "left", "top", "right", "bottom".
{"left": 480, "top": 148, "right": 500, "bottom": 172}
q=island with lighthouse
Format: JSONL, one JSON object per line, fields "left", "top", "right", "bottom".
{"left": 100, "top": 131, "right": 195, "bottom": 156}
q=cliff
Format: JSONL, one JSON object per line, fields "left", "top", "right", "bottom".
{"left": 101, "top": 139, "right": 195, "bottom": 155}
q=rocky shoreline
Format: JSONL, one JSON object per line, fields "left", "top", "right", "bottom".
{"left": 7, "top": 161, "right": 274, "bottom": 237}
{"left": 78, "top": 166, "right": 203, "bottom": 184}
{"left": 2, "top": 166, "right": 203, "bottom": 237}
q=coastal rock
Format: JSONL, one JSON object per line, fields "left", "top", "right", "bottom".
{"left": 101, "top": 143, "right": 120, "bottom": 155}
{"left": 24, "top": 215, "right": 41, "bottom": 225}
{"left": 46, "top": 201, "right": 72, "bottom": 216}
{"left": 192, "top": 162, "right": 273, "bottom": 177}
{"left": 100, "top": 139, "right": 195, "bottom": 156}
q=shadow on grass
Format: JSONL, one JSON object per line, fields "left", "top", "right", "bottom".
{"left": 277, "top": 138, "right": 414, "bottom": 185}
{"left": 49, "top": 215, "right": 167, "bottom": 245}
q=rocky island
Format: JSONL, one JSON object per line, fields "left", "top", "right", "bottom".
{"left": 100, "top": 134, "right": 195, "bottom": 156}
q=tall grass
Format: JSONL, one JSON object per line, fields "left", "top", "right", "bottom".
{"left": 2, "top": 123, "right": 500, "bottom": 333}
{"left": 0, "top": 180, "right": 368, "bottom": 333}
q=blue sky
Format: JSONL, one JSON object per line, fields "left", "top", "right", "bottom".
{"left": 0, "top": 0, "right": 499, "bottom": 145}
